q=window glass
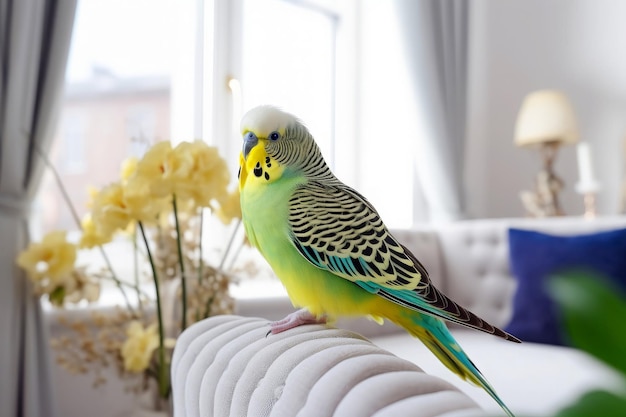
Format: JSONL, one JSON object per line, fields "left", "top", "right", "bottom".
{"left": 240, "top": 0, "right": 337, "bottom": 166}
{"left": 35, "top": 0, "right": 419, "bottom": 303}
{"left": 39, "top": 0, "right": 176, "bottom": 235}
{"left": 35, "top": 0, "right": 179, "bottom": 300}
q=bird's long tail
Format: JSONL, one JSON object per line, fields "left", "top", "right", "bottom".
{"left": 395, "top": 312, "right": 515, "bottom": 417}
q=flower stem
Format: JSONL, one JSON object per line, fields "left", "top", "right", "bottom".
{"left": 203, "top": 295, "right": 214, "bottom": 319}
{"left": 99, "top": 275, "right": 149, "bottom": 298}
{"left": 227, "top": 239, "right": 245, "bottom": 271}
{"left": 36, "top": 145, "right": 135, "bottom": 314}
{"left": 197, "top": 208, "right": 204, "bottom": 284}
{"left": 172, "top": 195, "right": 187, "bottom": 331}
{"left": 138, "top": 221, "right": 168, "bottom": 398}
{"left": 96, "top": 248, "right": 135, "bottom": 314}
{"left": 133, "top": 226, "right": 143, "bottom": 310}
{"left": 218, "top": 218, "right": 242, "bottom": 271}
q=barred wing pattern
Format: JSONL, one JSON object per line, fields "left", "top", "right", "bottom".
{"left": 288, "top": 181, "right": 520, "bottom": 342}
{"left": 289, "top": 181, "right": 421, "bottom": 289}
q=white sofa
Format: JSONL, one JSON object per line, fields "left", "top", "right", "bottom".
{"left": 171, "top": 216, "right": 626, "bottom": 417}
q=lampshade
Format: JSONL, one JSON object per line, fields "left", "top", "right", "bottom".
{"left": 514, "top": 90, "right": 579, "bottom": 147}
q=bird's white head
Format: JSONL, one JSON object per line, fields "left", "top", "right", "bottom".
{"left": 240, "top": 105, "right": 304, "bottom": 160}
{"left": 240, "top": 105, "right": 299, "bottom": 138}
{"left": 238, "top": 105, "right": 333, "bottom": 183}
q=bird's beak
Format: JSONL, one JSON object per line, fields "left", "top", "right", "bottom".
{"left": 243, "top": 132, "right": 258, "bottom": 160}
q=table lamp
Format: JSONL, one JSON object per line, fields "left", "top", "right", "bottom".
{"left": 514, "top": 90, "right": 579, "bottom": 217}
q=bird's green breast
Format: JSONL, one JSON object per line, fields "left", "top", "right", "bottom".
{"left": 241, "top": 172, "right": 299, "bottom": 252}
{"left": 241, "top": 174, "right": 380, "bottom": 318}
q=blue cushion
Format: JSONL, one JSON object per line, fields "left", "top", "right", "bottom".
{"left": 505, "top": 227, "right": 626, "bottom": 346}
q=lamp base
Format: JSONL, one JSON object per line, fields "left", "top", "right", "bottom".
{"left": 520, "top": 187, "right": 564, "bottom": 217}
{"left": 520, "top": 142, "right": 565, "bottom": 217}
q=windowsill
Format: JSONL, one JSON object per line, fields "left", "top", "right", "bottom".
{"left": 230, "top": 277, "right": 288, "bottom": 299}
{"left": 44, "top": 277, "right": 402, "bottom": 339}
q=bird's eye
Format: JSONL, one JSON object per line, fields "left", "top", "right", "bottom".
{"left": 269, "top": 131, "right": 280, "bottom": 141}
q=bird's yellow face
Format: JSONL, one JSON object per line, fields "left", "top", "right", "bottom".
{"left": 238, "top": 127, "right": 286, "bottom": 191}
{"left": 238, "top": 105, "right": 306, "bottom": 191}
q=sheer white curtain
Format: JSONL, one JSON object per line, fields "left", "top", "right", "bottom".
{"left": 395, "top": 0, "right": 469, "bottom": 222}
{"left": 0, "top": 1, "right": 76, "bottom": 416}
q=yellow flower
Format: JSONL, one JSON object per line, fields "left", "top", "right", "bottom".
{"left": 121, "top": 321, "right": 160, "bottom": 373}
{"left": 78, "top": 213, "right": 112, "bottom": 249}
{"left": 120, "top": 156, "right": 139, "bottom": 183}
{"left": 172, "top": 141, "right": 230, "bottom": 207}
{"left": 133, "top": 140, "right": 231, "bottom": 208}
{"left": 89, "top": 180, "right": 168, "bottom": 235}
{"left": 85, "top": 186, "right": 99, "bottom": 209}
{"left": 90, "top": 183, "right": 133, "bottom": 238}
{"left": 215, "top": 188, "right": 241, "bottom": 225}
{"left": 133, "top": 141, "right": 173, "bottom": 196}
{"left": 16, "top": 231, "right": 77, "bottom": 289}
{"left": 123, "top": 176, "right": 171, "bottom": 223}
{"left": 122, "top": 142, "right": 174, "bottom": 221}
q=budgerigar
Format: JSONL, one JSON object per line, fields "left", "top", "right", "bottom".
{"left": 238, "top": 105, "right": 519, "bottom": 417}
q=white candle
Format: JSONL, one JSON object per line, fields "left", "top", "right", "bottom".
{"left": 576, "top": 142, "right": 595, "bottom": 187}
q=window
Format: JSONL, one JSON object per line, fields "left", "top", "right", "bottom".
{"left": 60, "top": 111, "right": 86, "bottom": 174}
{"left": 126, "top": 106, "right": 159, "bottom": 156}
{"left": 35, "top": 0, "right": 180, "bottom": 297}
{"left": 205, "top": 0, "right": 356, "bottom": 297}
{"left": 36, "top": 0, "right": 419, "bottom": 302}
{"left": 39, "top": 0, "right": 178, "bottom": 235}
{"left": 207, "top": 0, "right": 416, "bottom": 228}
{"left": 239, "top": 0, "right": 338, "bottom": 165}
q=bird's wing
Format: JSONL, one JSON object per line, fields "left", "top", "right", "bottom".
{"left": 289, "top": 181, "right": 423, "bottom": 289}
{"left": 289, "top": 181, "right": 518, "bottom": 341}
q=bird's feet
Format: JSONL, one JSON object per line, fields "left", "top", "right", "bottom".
{"left": 267, "top": 308, "right": 327, "bottom": 335}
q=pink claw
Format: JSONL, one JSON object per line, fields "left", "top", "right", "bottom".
{"left": 268, "top": 308, "right": 327, "bottom": 335}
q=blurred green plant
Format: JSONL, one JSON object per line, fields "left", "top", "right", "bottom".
{"left": 548, "top": 272, "right": 626, "bottom": 417}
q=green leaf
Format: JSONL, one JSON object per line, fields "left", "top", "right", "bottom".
{"left": 553, "top": 390, "right": 626, "bottom": 417}
{"left": 49, "top": 286, "right": 66, "bottom": 306}
{"left": 548, "top": 272, "right": 626, "bottom": 377}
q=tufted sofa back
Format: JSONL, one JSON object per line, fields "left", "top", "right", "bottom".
{"left": 392, "top": 216, "right": 626, "bottom": 329}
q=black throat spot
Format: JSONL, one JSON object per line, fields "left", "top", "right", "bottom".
{"left": 253, "top": 161, "right": 263, "bottom": 178}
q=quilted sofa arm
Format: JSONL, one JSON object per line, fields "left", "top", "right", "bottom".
{"left": 171, "top": 315, "right": 482, "bottom": 417}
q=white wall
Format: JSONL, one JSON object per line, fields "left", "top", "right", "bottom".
{"left": 467, "top": 0, "right": 626, "bottom": 218}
